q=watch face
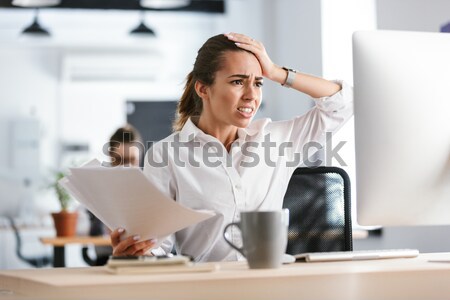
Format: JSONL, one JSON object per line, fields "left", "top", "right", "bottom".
{"left": 283, "top": 67, "right": 297, "bottom": 73}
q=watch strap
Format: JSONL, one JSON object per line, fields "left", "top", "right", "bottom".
{"left": 281, "top": 67, "right": 297, "bottom": 88}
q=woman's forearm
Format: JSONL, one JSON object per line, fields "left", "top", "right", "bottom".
{"left": 270, "top": 65, "right": 341, "bottom": 98}
{"left": 293, "top": 71, "right": 341, "bottom": 98}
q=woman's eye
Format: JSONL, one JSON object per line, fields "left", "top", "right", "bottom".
{"left": 231, "top": 80, "right": 243, "bottom": 85}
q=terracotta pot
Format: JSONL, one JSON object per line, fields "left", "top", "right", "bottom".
{"left": 51, "top": 211, "right": 78, "bottom": 237}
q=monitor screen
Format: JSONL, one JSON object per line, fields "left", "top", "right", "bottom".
{"left": 353, "top": 30, "right": 450, "bottom": 226}
{"left": 126, "top": 100, "right": 178, "bottom": 168}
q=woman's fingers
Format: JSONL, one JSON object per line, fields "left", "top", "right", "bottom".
{"left": 112, "top": 234, "right": 140, "bottom": 256}
{"left": 225, "top": 32, "right": 276, "bottom": 78}
{"left": 122, "top": 240, "right": 157, "bottom": 256}
{"left": 110, "top": 228, "right": 125, "bottom": 247}
{"left": 128, "top": 239, "right": 158, "bottom": 256}
{"left": 226, "top": 32, "right": 259, "bottom": 45}
{"left": 112, "top": 235, "right": 158, "bottom": 256}
{"left": 111, "top": 228, "right": 158, "bottom": 256}
{"left": 225, "top": 33, "right": 263, "bottom": 51}
{"left": 133, "top": 244, "right": 155, "bottom": 256}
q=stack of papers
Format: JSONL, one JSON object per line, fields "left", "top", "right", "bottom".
{"left": 60, "top": 159, "right": 215, "bottom": 243}
{"left": 105, "top": 255, "right": 218, "bottom": 274}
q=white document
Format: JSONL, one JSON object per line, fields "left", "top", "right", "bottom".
{"left": 60, "top": 159, "right": 215, "bottom": 242}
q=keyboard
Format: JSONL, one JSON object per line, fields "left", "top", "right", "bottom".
{"left": 294, "top": 249, "right": 419, "bottom": 262}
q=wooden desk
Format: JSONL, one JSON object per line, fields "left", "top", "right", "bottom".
{"left": 1, "top": 253, "right": 450, "bottom": 300}
{"left": 40, "top": 236, "right": 111, "bottom": 268}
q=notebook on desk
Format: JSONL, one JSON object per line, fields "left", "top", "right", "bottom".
{"left": 295, "top": 249, "right": 420, "bottom": 262}
{"left": 105, "top": 255, "right": 219, "bottom": 274}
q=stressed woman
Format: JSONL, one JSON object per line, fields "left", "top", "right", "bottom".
{"left": 110, "top": 33, "right": 353, "bottom": 261}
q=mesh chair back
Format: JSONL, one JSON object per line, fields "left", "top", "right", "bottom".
{"left": 283, "top": 167, "right": 352, "bottom": 254}
{"left": 7, "top": 217, "right": 52, "bottom": 268}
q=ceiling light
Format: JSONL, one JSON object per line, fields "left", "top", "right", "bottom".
{"left": 129, "top": 11, "right": 156, "bottom": 36}
{"left": 12, "top": 0, "right": 60, "bottom": 7}
{"left": 21, "top": 9, "right": 50, "bottom": 35}
{"left": 140, "top": 0, "right": 190, "bottom": 9}
{"left": 13, "top": 0, "right": 60, "bottom": 36}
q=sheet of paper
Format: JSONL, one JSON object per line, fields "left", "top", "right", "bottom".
{"left": 60, "top": 160, "right": 215, "bottom": 242}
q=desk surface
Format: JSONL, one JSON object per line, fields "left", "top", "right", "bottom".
{"left": 1, "top": 252, "right": 450, "bottom": 300}
{"left": 40, "top": 236, "right": 111, "bottom": 246}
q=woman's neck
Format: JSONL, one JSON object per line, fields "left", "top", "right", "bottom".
{"left": 196, "top": 116, "right": 238, "bottom": 152}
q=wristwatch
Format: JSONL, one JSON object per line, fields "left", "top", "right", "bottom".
{"left": 281, "top": 67, "right": 297, "bottom": 88}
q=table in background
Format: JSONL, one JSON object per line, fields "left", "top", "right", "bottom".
{"left": 40, "top": 236, "right": 111, "bottom": 268}
{"left": 1, "top": 253, "right": 450, "bottom": 300}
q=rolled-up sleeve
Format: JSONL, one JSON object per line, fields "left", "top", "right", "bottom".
{"left": 292, "top": 80, "right": 353, "bottom": 148}
{"left": 266, "top": 80, "right": 353, "bottom": 167}
{"left": 312, "top": 80, "right": 353, "bottom": 131}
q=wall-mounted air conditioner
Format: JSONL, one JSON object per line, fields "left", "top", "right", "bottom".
{"left": 61, "top": 51, "right": 163, "bottom": 82}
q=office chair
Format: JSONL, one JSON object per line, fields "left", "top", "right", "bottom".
{"left": 7, "top": 216, "right": 53, "bottom": 268}
{"left": 82, "top": 246, "right": 110, "bottom": 266}
{"left": 283, "top": 167, "right": 352, "bottom": 255}
{"left": 81, "top": 211, "right": 111, "bottom": 266}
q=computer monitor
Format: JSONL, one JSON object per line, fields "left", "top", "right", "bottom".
{"left": 353, "top": 30, "right": 450, "bottom": 226}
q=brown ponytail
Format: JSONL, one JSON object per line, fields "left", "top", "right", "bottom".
{"left": 173, "top": 71, "right": 202, "bottom": 131}
{"left": 172, "top": 34, "right": 247, "bottom": 131}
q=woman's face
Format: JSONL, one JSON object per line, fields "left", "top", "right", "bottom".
{"left": 202, "top": 50, "right": 263, "bottom": 129}
{"left": 110, "top": 143, "right": 140, "bottom": 167}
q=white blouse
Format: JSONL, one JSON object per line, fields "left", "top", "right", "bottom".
{"left": 144, "top": 81, "right": 353, "bottom": 262}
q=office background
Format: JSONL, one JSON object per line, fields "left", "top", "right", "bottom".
{"left": 0, "top": 0, "right": 449, "bottom": 269}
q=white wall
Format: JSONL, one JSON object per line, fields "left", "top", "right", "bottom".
{"left": 377, "top": 0, "right": 450, "bottom": 32}
{"left": 0, "top": 45, "right": 61, "bottom": 223}
{"left": 321, "top": 0, "right": 377, "bottom": 227}
{"left": 0, "top": 47, "right": 59, "bottom": 169}
{"left": 0, "top": 8, "right": 219, "bottom": 179}
{"left": 267, "top": 0, "right": 322, "bottom": 120}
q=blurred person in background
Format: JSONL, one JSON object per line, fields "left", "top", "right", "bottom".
{"left": 87, "top": 124, "right": 142, "bottom": 265}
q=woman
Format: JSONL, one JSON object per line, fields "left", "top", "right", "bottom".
{"left": 110, "top": 33, "right": 353, "bottom": 261}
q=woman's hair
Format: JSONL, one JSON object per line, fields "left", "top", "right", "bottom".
{"left": 173, "top": 34, "right": 245, "bottom": 131}
{"left": 109, "top": 124, "right": 142, "bottom": 146}
{"left": 108, "top": 124, "right": 143, "bottom": 166}
{"left": 108, "top": 124, "right": 142, "bottom": 155}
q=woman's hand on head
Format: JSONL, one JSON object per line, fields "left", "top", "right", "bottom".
{"left": 225, "top": 32, "right": 277, "bottom": 80}
{"left": 110, "top": 228, "right": 157, "bottom": 256}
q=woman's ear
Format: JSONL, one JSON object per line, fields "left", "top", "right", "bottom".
{"left": 194, "top": 80, "right": 209, "bottom": 102}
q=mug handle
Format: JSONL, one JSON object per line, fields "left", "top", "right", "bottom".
{"left": 223, "top": 222, "right": 245, "bottom": 257}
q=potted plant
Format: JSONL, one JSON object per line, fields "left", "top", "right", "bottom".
{"left": 50, "top": 171, "right": 78, "bottom": 237}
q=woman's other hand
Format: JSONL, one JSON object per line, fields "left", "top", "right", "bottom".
{"left": 110, "top": 228, "right": 157, "bottom": 256}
